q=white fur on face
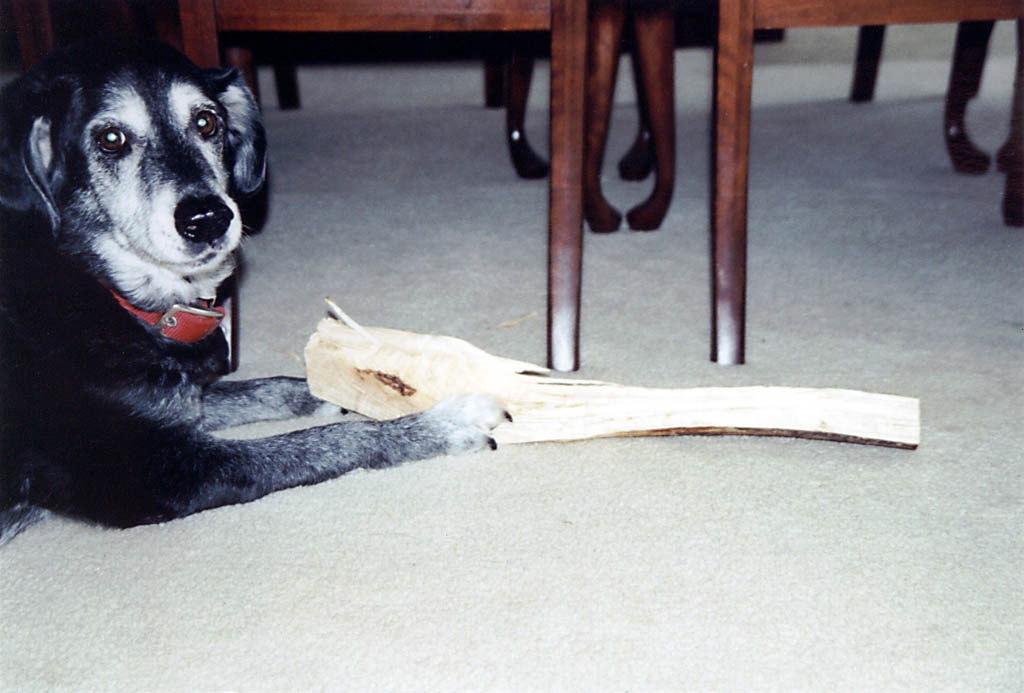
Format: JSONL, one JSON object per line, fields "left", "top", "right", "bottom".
{"left": 168, "top": 82, "right": 233, "bottom": 193}
{"left": 82, "top": 81, "right": 242, "bottom": 307}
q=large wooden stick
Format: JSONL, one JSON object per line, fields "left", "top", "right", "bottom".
{"left": 304, "top": 315, "right": 919, "bottom": 449}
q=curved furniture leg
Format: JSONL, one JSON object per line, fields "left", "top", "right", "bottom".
{"left": 625, "top": 7, "right": 675, "bottom": 231}
{"left": 945, "top": 20, "right": 996, "bottom": 174}
{"left": 583, "top": 0, "right": 627, "bottom": 233}
{"left": 618, "top": 44, "right": 655, "bottom": 181}
{"left": 1000, "top": 19, "right": 1022, "bottom": 226}
{"left": 506, "top": 48, "right": 550, "bottom": 179}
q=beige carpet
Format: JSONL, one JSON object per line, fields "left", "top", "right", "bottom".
{"left": 1, "top": 22, "right": 1021, "bottom": 691}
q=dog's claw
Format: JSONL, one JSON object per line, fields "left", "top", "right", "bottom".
{"left": 421, "top": 394, "right": 508, "bottom": 456}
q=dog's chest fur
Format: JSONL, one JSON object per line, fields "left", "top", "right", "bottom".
{"left": 1, "top": 220, "right": 228, "bottom": 430}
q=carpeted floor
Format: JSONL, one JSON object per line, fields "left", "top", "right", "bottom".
{"left": 1, "top": 22, "right": 1021, "bottom": 691}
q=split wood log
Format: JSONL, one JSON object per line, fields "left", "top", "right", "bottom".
{"left": 304, "top": 315, "right": 919, "bottom": 449}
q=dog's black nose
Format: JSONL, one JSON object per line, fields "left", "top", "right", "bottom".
{"left": 174, "top": 196, "right": 234, "bottom": 244}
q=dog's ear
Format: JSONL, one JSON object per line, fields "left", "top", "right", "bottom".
{"left": 207, "top": 68, "right": 267, "bottom": 196}
{"left": 24, "top": 117, "right": 61, "bottom": 230}
{"left": 0, "top": 74, "right": 68, "bottom": 232}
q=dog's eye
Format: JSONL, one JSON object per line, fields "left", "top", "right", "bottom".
{"left": 194, "top": 110, "right": 218, "bottom": 138}
{"left": 97, "top": 127, "right": 127, "bottom": 153}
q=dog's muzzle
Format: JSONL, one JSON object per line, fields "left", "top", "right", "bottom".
{"left": 174, "top": 196, "right": 234, "bottom": 245}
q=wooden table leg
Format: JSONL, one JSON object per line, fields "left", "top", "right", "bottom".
{"left": 711, "top": 0, "right": 754, "bottom": 365}
{"left": 1001, "top": 18, "right": 1022, "bottom": 227}
{"left": 850, "top": 25, "right": 886, "bottom": 103}
{"left": 625, "top": 6, "right": 676, "bottom": 232}
{"left": 618, "top": 52, "right": 655, "bottom": 181}
{"left": 583, "top": 0, "right": 627, "bottom": 233}
{"left": 224, "top": 46, "right": 258, "bottom": 95}
{"left": 11, "top": 0, "right": 54, "bottom": 68}
{"left": 178, "top": 0, "right": 221, "bottom": 68}
{"left": 506, "top": 48, "right": 550, "bottom": 179}
{"left": 548, "top": 0, "right": 588, "bottom": 372}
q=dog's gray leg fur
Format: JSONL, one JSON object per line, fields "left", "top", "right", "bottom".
{"left": 164, "top": 394, "right": 509, "bottom": 523}
{"left": 201, "top": 376, "right": 341, "bottom": 430}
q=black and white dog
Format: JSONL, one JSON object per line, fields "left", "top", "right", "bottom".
{"left": 0, "top": 38, "right": 506, "bottom": 546}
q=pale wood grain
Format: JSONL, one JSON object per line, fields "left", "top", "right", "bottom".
{"left": 305, "top": 317, "right": 919, "bottom": 449}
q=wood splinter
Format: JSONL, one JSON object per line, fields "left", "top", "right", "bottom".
{"left": 304, "top": 308, "right": 920, "bottom": 449}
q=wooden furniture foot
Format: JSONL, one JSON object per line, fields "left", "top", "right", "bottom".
{"left": 583, "top": 0, "right": 627, "bottom": 233}
{"left": 618, "top": 49, "right": 654, "bottom": 181}
{"left": 945, "top": 20, "right": 997, "bottom": 174}
{"left": 624, "top": 7, "right": 675, "bottom": 231}
{"left": 506, "top": 48, "right": 550, "bottom": 179}
{"left": 618, "top": 125, "right": 654, "bottom": 180}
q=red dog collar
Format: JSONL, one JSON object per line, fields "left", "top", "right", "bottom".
{"left": 109, "top": 288, "right": 225, "bottom": 343}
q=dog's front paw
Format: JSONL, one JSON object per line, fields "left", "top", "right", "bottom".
{"left": 421, "top": 394, "right": 511, "bottom": 455}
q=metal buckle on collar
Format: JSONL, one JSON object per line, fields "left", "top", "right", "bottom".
{"left": 158, "top": 303, "right": 224, "bottom": 329}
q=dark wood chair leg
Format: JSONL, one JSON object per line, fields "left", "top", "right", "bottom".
{"left": 547, "top": 0, "right": 588, "bottom": 372}
{"left": 179, "top": 0, "right": 222, "bottom": 69}
{"left": 945, "top": 20, "right": 997, "bottom": 174}
{"left": 618, "top": 45, "right": 654, "bottom": 182}
{"left": 850, "top": 25, "right": 886, "bottom": 102}
{"left": 711, "top": 0, "right": 754, "bottom": 365}
{"left": 484, "top": 46, "right": 507, "bottom": 108}
{"left": 1000, "top": 19, "right": 1022, "bottom": 227}
{"left": 273, "top": 62, "right": 301, "bottom": 110}
{"left": 224, "top": 45, "right": 258, "bottom": 95}
{"left": 583, "top": 0, "right": 627, "bottom": 233}
{"left": 11, "top": 0, "right": 54, "bottom": 68}
{"left": 506, "top": 48, "right": 550, "bottom": 179}
{"left": 222, "top": 51, "right": 249, "bottom": 373}
{"left": 625, "top": 7, "right": 675, "bottom": 231}
{"left": 224, "top": 45, "right": 301, "bottom": 112}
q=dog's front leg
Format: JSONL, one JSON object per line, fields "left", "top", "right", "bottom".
{"left": 27, "top": 395, "right": 507, "bottom": 528}
{"left": 201, "top": 376, "right": 341, "bottom": 430}
{"left": 142, "top": 395, "right": 509, "bottom": 526}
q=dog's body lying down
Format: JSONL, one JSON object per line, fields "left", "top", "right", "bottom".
{"left": 0, "top": 38, "right": 506, "bottom": 546}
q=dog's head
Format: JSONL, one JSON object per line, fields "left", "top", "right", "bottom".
{"left": 0, "top": 37, "right": 266, "bottom": 309}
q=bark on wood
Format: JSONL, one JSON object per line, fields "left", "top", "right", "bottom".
{"left": 304, "top": 316, "right": 919, "bottom": 449}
